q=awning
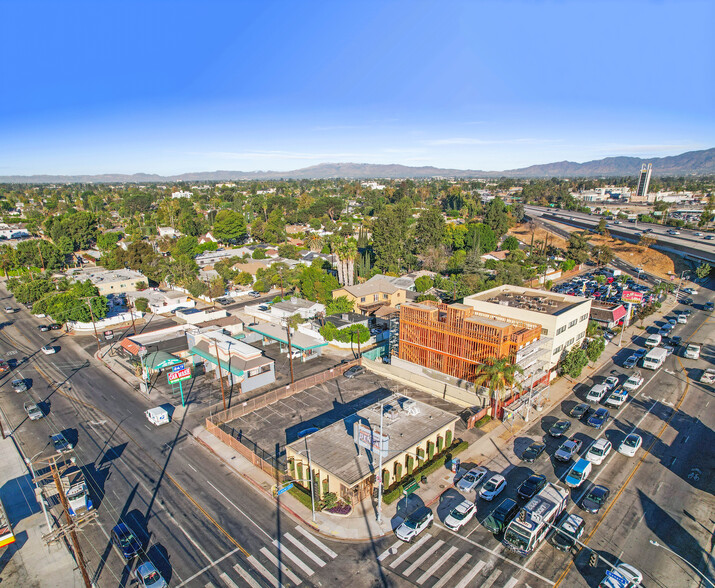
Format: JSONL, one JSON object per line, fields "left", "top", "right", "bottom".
{"left": 612, "top": 305, "right": 627, "bottom": 321}
{"left": 190, "top": 346, "right": 245, "bottom": 378}
{"left": 246, "top": 323, "right": 327, "bottom": 351}
{"left": 145, "top": 351, "right": 183, "bottom": 370}
{"left": 120, "top": 337, "right": 142, "bottom": 356}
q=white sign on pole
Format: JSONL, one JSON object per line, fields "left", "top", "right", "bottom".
{"left": 353, "top": 422, "right": 389, "bottom": 457}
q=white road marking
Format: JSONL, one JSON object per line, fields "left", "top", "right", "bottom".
{"left": 454, "top": 560, "right": 486, "bottom": 588}
{"left": 175, "top": 546, "right": 245, "bottom": 587}
{"left": 431, "top": 553, "right": 472, "bottom": 588}
{"left": 260, "top": 547, "right": 302, "bottom": 585}
{"left": 219, "top": 573, "right": 237, "bottom": 588}
{"left": 232, "top": 563, "right": 262, "bottom": 588}
{"left": 206, "top": 480, "right": 272, "bottom": 540}
{"left": 187, "top": 463, "right": 197, "bottom": 472}
{"left": 247, "top": 554, "right": 281, "bottom": 588}
{"left": 404, "top": 539, "right": 444, "bottom": 576}
{"left": 378, "top": 539, "right": 403, "bottom": 561}
{"left": 481, "top": 569, "right": 502, "bottom": 588}
{"left": 178, "top": 524, "right": 213, "bottom": 563}
{"left": 503, "top": 577, "right": 519, "bottom": 588}
{"left": 389, "top": 534, "right": 432, "bottom": 569}
{"left": 273, "top": 539, "right": 314, "bottom": 576}
{"left": 294, "top": 525, "right": 337, "bottom": 558}
{"left": 283, "top": 533, "right": 326, "bottom": 567}
{"left": 417, "top": 545, "right": 457, "bottom": 584}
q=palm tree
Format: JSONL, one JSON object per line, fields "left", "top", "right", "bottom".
{"left": 344, "top": 238, "right": 358, "bottom": 287}
{"left": 335, "top": 241, "right": 347, "bottom": 285}
{"left": 304, "top": 234, "right": 323, "bottom": 253}
{"left": 473, "top": 357, "right": 523, "bottom": 419}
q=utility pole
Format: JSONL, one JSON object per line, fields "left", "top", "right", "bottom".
{"left": 128, "top": 298, "right": 137, "bottom": 335}
{"left": 306, "top": 447, "right": 316, "bottom": 523}
{"left": 376, "top": 401, "right": 384, "bottom": 523}
{"left": 51, "top": 459, "right": 92, "bottom": 588}
{"left": 285, "top": 322, "right": 295, "bottom": 384}
{"left": 82, "top": 296, "right": 101, "bottom": 355}
{"left": 214, "top": 339, "right": 227, "bottom": 411}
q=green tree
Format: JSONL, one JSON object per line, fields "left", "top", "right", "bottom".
{"left": 559, "top": 347, "right": 589, "bottom": 378}
{"left": 501, "top": 235, "right": 520, "bottom": 251}
{"left": 566, "top": 231, "right": 591, "bottom": 264}
{"left": 298, "top": 263, "right": 339, "bottom": 304}
{"left": 134, "top": 297, "right": 150, "bottom": 312}
{"left": 586, "top": 337, "right": 605, "bottom": 362}
{"left": 415, "top": 208, "right": 446, "bottom": 250}
{"left": 465, "top": 223, "right": 497, "bottom": 255}
{"left": 326, "top": 296, "right": 354, "bottom": 315}
{"left": 252, "top": 248, "right": 267, "bottom": 259}
{"left": 96, "top": 231, "right": 122, "bottom": 251}
{"left": 414, "top": 276, "right": 434, "bottom": 292}
{"left": 593, "top": 245, "right": 614, "bottom": 266}
{"left": 595, "top": 218, "right": 609, "bottom": 235}
{"left": 511, "top": 201, "right": 525, "bottom": 223}
{"left": 278, "top": 243, "right": 300, "bottom": 260}
{"left": 208, "top": 276, "right": 225, "bottom": 299}
{"left": 484, "top": 197, "right": 511, "bottom": 238}
{"left": 473, "top": 357, "right": 522, "bottom": 418}
{"left": 212, "top": 210, "right": 247, "bottom": 243}
{"left": 172, "top": 235, "right": 199, "bottom": 258}
{"left": 695, "top": 262, "right": 712, "bottom": 280}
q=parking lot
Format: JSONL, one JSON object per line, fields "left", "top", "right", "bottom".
{"left": 551, "top": 266, "right": 656, "bottom": 307}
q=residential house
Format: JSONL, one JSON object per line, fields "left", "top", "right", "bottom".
{"left": 331, "top": 279, "right": 408, "bottom": 315}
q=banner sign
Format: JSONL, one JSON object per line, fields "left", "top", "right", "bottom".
{"left": 621, "top": 290, "right": 643, "bottom": 304}
{"left": 167, "top": 367, "right": 192, "bottom": 383}
{"left": 353, "top": 422, "right": 389, "bottom": 457}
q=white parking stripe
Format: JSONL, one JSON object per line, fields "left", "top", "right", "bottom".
{"left": 389, "top": 534, "right": 432, "bottom": 569}
{"left": 404, "top": 539, "right": 444, "bottom": 576}
{"left": 481, "top": 569, "right": 502, "bottom": 588}
{"left": 378, "top": 539, "right": 403, "bottom": 561}
{"left": 232, "top": 564, "right": 262, "bottom": 588}
{"left": 417, "top": 545, "right": 457, "bottom": 584}
{"left": 260, "top": 547, "right": 302, "bottom": 585}
{"left": 247, "top": 555, "right": 280, "bottom": 588}
{"left": 431, "top": 553, "right": 472, "bottom": 588}
{"left": 284, "top": 532, "right": 326, "bottom": 567}
{"left": 294, "top": 526, "right": 338, "bottom": 558}
{"left": 207, "top": 581, "right": 219, "bottom": 588}
{"left": 454, "top": 560, "right": 486, "bottom": 588}
{"left": 503, "top": 578, "right": 519, "bottom": 588}
{"left": 272, "top": 539, "right": 314, "bottom": 576}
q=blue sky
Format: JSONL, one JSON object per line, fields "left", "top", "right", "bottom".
{"left": 1, "top": 0, "right": 713, "bottom": 175}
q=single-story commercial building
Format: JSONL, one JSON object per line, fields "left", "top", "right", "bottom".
{"left": 285, "top": 394, "right": 459, "bottom": 503}
{"left": 590, "top": 302, "right": 627, "bottom": 330}
{"left": 270, "top": 298, "right": 325, "bottom": 320}
{"left": 68, "top": 268, "right": 148, "bottom": 296}
{"left": 245, "top": 322, "right": 327, "bottom": 362}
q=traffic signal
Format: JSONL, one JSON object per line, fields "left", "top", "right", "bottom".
{"left": 589, "top": 552, "right": 598, "bottom": 567}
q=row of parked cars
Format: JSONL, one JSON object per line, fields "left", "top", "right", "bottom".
{"left": 551, "top": 268, "right": 655, "bottom": 307}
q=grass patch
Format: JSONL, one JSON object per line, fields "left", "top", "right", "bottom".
{"left": 287, "top": 484, "right": 314, "bottom": 510}
{"left": 473, "top": 414, "right": 492, "bottom": 429}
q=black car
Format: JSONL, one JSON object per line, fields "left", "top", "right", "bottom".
{"left": 517, "top": 474, "right": 547, "bottom": 500}
{"left": 551, "top": 513, "right": 586, "bottom": 551}
{"left": 482, "top": 498, "right": 519, "bottom": 534}
{"left": 111, "top": 523, "right": 142, "bottom": 560}
{"left": 549, "top": 420, "right": 571, "bottom": 437}
{"left": 706, "top": 302, "right": 714, "bottom": 311}
{"left": 683, "top": 297, "right": 694, "bottom": 306}
{"left": 587, "top": 408, "right": 609, "bottom": 429}
{"left": 49, "top": 323, "right": 61, "bottom": 330}
{"left": 521, "top": 442, "right": 546, "bottom": 463}
{"left": 581, "top": 484, "right": 610, "bottom": 513}
{"left": 570, "top": 403, "right": 590, "bottom": 420}
{"left": 38, "top": 325, "right": 50, "bottom": 332}
{"left": 344, "top": 366, "right": 365, "bottom": 379}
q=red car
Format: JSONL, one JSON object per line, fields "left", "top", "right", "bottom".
{"left": 0, "top": 360, "right": 9, "bottom": 373}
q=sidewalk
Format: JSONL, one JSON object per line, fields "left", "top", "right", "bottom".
{"left": 0, "top": 436, "right": 84, "bottom": 587}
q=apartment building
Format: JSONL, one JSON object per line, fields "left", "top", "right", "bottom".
{"left": 463, "top": 285, "right": 592, "bottom": 370}
{"left": 332, "top": 279, "right": 407, "bottom": 315}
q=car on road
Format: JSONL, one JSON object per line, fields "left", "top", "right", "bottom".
{"left": 581, "top": 484, "right": 610, "bottom": 514}
{"left": 666, "top": 317, "right": 677, "bottom": 325}
{"left": 548, "top": 420, "right": 572, "bottom": 438}
{"left": 585, "top": 439, "right": 612, "bottom": 465}
{"left": 622, "top": 354, "right": 637, "bottom": 368}
{"left": 38, "top": 325, "right": 50, "bottom": 332}
{"left": 705, "top": 302, "right": 714, "bottom": 312}
{"left": 111, "top": 523, "right": 142, "bottom": 560}
{"left": 521, "top": 442, "right": 546, "bottom": 463}
{"left": 633, "top": 348, "right": 647, "bottom": 358}
{"left": 517, "top": 473, "right": 547, "bottom": 500}
{"left": 667, "top": 229, "right": 680, "bottom": 235}
{"left": 598, "top": 563, "right": 643, "bottom": 588}
{"left": 133, "top": 562, "right": 168, "bottom": 588}
{"left": 604, "top": 388, "right": 628, "bottom": 408}
{"left": 682, "top": 287, "right": 698, "bottom": 295}
{"left": 668, "top": 335, "right": 682, "bottom": 346}
{"left": 645, "top": 334, "right": 662, "bottom": 348}
{"left": 456, "top": 466, "right": 488, "bottom": 492}
{"left": 24, "top": 402, "right": 44, "bottom": 420}
{"left": 662, "top": 345, "right": 674, "bottom": 356}
{"left": 50, "top": 432, "right": 73, "bottom": 453}
{"left": 570, "top": 403, "right": 590, "bottom": 420}
{"left": 248, "top": 291, "right": 261, "bottom": 298}
{"left": 586, "top": 384, "right": 608, "bottom": 403}
{"left": 603, "top": 376, "right": 619, "bottom": 391}
{"left": 565, "top": 458, "right": 592, "bottom": 488}
{"left": 550, "top": 513, "right": 585, "bottom": 552}
{"left": 622, "top": 373, "right": 644, "bottom": 391}
{"left": 683, "top": 297, "right": 694, "bottom": 306}
{"left": 684, "top": 344, "right": 701, "bottom": 360}
{"left": 0, "top": 360, "right": 9, "bottom": 373}
{"left": 343, "top": 365, "right": 365, "bottom": 378}
{"left": 618, "top": 434, "right": 643, "bottom": 457}
{"left": 444, "top": 499, "right": 476, "bottom": 531}
{"left": 4, "top": 306, "right": 14, "bottom": 313}
{"left": 587, "top": 408, "right": 610, "bottom": 429}
{"left": 701, "top": 368, "right": 715, "bottom": 385}
{"left": 395, "top": 506, "right": 433, "bottom": 542}
{"left": 479, "top": 474, "right": 507, "bottom": 501}
{"left": 41, "top": 345, "right": 57, "bottom": 355}
{"left": 482, "top": 498, "right": 519, "bottom": 534}
{"left": 555, "top": 438, "right": 583, "bottom": 462}
{"left": 12, "top": 379, "right": 27, "bottom": 393}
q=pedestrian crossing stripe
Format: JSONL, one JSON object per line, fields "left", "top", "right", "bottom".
{"left": 272, "top": 539, "right": 314, "bottom": 576}
{"left": 260, "top": 547, "right": 302, "bottom": 585}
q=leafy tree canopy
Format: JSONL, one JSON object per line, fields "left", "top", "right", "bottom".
{"left": 212, "top": 209, "right": 248, "bottom": 243}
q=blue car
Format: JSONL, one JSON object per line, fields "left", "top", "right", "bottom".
{"left": 587, "top": 408, "right": 610, "bottom": 429}
{"left": 632, "top": 348, "right": 647, "bottom": 358}
{"left": 111, "top": 523, "right": 142, "bottom": 561}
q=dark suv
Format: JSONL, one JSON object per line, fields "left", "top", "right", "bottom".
{"left": 482, "top": 498, "right": 519, "bottom": 534}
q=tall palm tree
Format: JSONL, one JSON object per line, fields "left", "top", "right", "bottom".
{"left": 344, "top": 238, "right": 358, "bottom": 287}
{"left": 473, "top": 357, "right": 523, "bottom": 419}
{"left": 335, "top": 241, "right": 347, "bottom": 285}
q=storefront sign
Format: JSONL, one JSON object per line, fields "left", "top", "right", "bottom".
{"left": 621, "top": 290, "right": 643, "bottom": 304}
{"left": 353, "top": 422, "right": 389, "bottom": 457}
{"left": 171, "top": 363, "right": 186, "bottom": 372}
{"left": 167, "top": 367, "right": 192, "bottom": 383}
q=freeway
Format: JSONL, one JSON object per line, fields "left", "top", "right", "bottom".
{"left": 525, "top": 205, "right": 715, "bottom": 264}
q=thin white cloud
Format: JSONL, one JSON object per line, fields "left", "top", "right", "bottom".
{"left": 199, "top": 150, "right": 376, "bottom": 161}
{"left": 423, "top": 137, "right": 560, "bottom": 146}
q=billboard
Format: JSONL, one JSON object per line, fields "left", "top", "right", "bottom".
{"left": 353, "top": 421, "right": 389, "bottom": 457}
{"left": 167, "top": 367, "right": 192, "bottom": 383}
{"left": 621, "top": 290, "right": 643, "bottom": 304}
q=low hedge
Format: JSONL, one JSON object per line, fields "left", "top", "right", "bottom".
{"left": 473, "top": 414, "right": 492, "bottom": 429}
{"left": 382, "top": 440, "right": 469, "bottom": 505}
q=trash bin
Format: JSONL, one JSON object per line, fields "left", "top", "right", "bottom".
{"left": 451, "top": 458, "right": 460, "bottom": 473}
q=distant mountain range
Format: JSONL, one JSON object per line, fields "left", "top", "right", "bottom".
{"left": 2, "top": 148, "right": 713, "bottom": 183}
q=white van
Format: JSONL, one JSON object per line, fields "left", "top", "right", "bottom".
{"left": 586, "top": 383, "right": 608, "bottom": 403}
{"left": 644, "top": 334, "right": 661, "bottom": 348}
{"left": 145, "top": 407, "right": 170, "bottom": 426}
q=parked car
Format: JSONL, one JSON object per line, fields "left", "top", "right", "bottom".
{"left": 0, "top": 360, "right": 9, "bottom": 373}
{"left": 555, "top": 438, "right": 583, "bottom": 462}
{"left": 50, "top": 433, "right": 73, "bottom": 454}
{"left": 41, "top": 345, "right": 57, "bottom": 355}
{"left": 456, "top": 466, "right": 488, "bottom": 492}
{"left": 395, "top": 506, "right": 433, "bottom": 542}
{"left": 49, "top": 323, "right": 61, "bottom": 330}
{"left": 517, "top": 473, "right": 547, "bottom": 500}
{"left": 570, "top": 403, "right": 590, "bottom": 420}
{"left": 603, "top": 376, "right": 619, "bottom": 391}
{"left": 4, "top": 306, "right": 14, "bottom": 313}
{"left": 482, "top": 498, "right": 519, "bottom": 534}
{"left": 705, "top": 302, "right": 714, "bottom": 311}
{"left": 444, "top": 499, "right": 476, "bottom": 531}
{"left": 581, "top": 484, "right": 610, "bottom": 514}
{"left": 248, "top": 291, "right": 261, "bottom": 298}
{"left": 38, "top": 325, "right": 50, "bottom": 332}
{"left": 622, "top": 373, "right": 644, "bottom": 391}
{"left": 586, "top": 384, "right": 608, "bottom": 403}
{"left": 521, "top": 442, "right": 546, "bottom": 463}
{"left": 551, "top": 513, "right": 585, "bottom": 552}
{"left": 479, "top": 474, "right": 507, "bottom": 501}
{"left": 133, "top": 562, "right": 168, "bottom": 588}
{"left": 549, "top": 420, "right": 572, "bottom": 437}
{"left": 257, "top": 305, "right": 270, "bottom": 311}
{"left": 12, "top": 379, "right": 27, "bottom": 393}
{"left": 618, "top": 434, "right": 643, "bottom": 457}
{"left": 111, "top": 523, "right": 142, "bottom": 560}
{"left": 585, "top": 439, "right": 612, "bottom": 465}
{"left": 587, "top": 408, "right": 610, "bottom": 429}
{"left": 343, "top": 366, "right": 365, "bottom": 378}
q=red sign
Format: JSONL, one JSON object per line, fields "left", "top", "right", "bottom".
{"left": 167, "top": 367, "right": 191, "bottom": 383}
{"left": 621, "top": 290, "right": 643, "bottom": 304}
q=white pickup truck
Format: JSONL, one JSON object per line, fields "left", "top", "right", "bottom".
{"left": 605, "top": 389, "right": 628, "bottom": 408}
{"left": 701, "top": 368, "right": 715, "bottom": 385}
{"left": 623, "top": 372, "right": 644, "bottom": 391}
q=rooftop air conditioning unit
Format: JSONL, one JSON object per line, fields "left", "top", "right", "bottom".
{"left": 402, "top": 399, "right": 419, "bottom": 415}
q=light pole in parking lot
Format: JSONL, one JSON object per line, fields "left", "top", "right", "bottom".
{"left": 674, "top": 271, "right": 689, "bottom": 300}
{"left": 649, "top": 540, "right": 715, "bottom": 588}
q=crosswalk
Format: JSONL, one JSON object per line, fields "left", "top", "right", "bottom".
{"left": 377, "top": 533, "right": 537, "bottom": 588}
{"left": 204, "top": 525, "right": 338, "bottom": 588}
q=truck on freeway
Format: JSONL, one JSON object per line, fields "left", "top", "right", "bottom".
{"left": 503, "top": 483, "right": 569, "bottom": 556}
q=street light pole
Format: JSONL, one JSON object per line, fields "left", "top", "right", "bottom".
{"left": 306, "top": 447, "right": 316, "bottom": 523}
{"left": 649, "top": 540, "right": 715, "bottom": 588}
{"left": 376, "top": 401, "right": 384, "bottom": 524}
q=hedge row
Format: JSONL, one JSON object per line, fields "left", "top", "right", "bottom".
{"left": 382, "top": 440, "right": 469, "bottom": 505}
